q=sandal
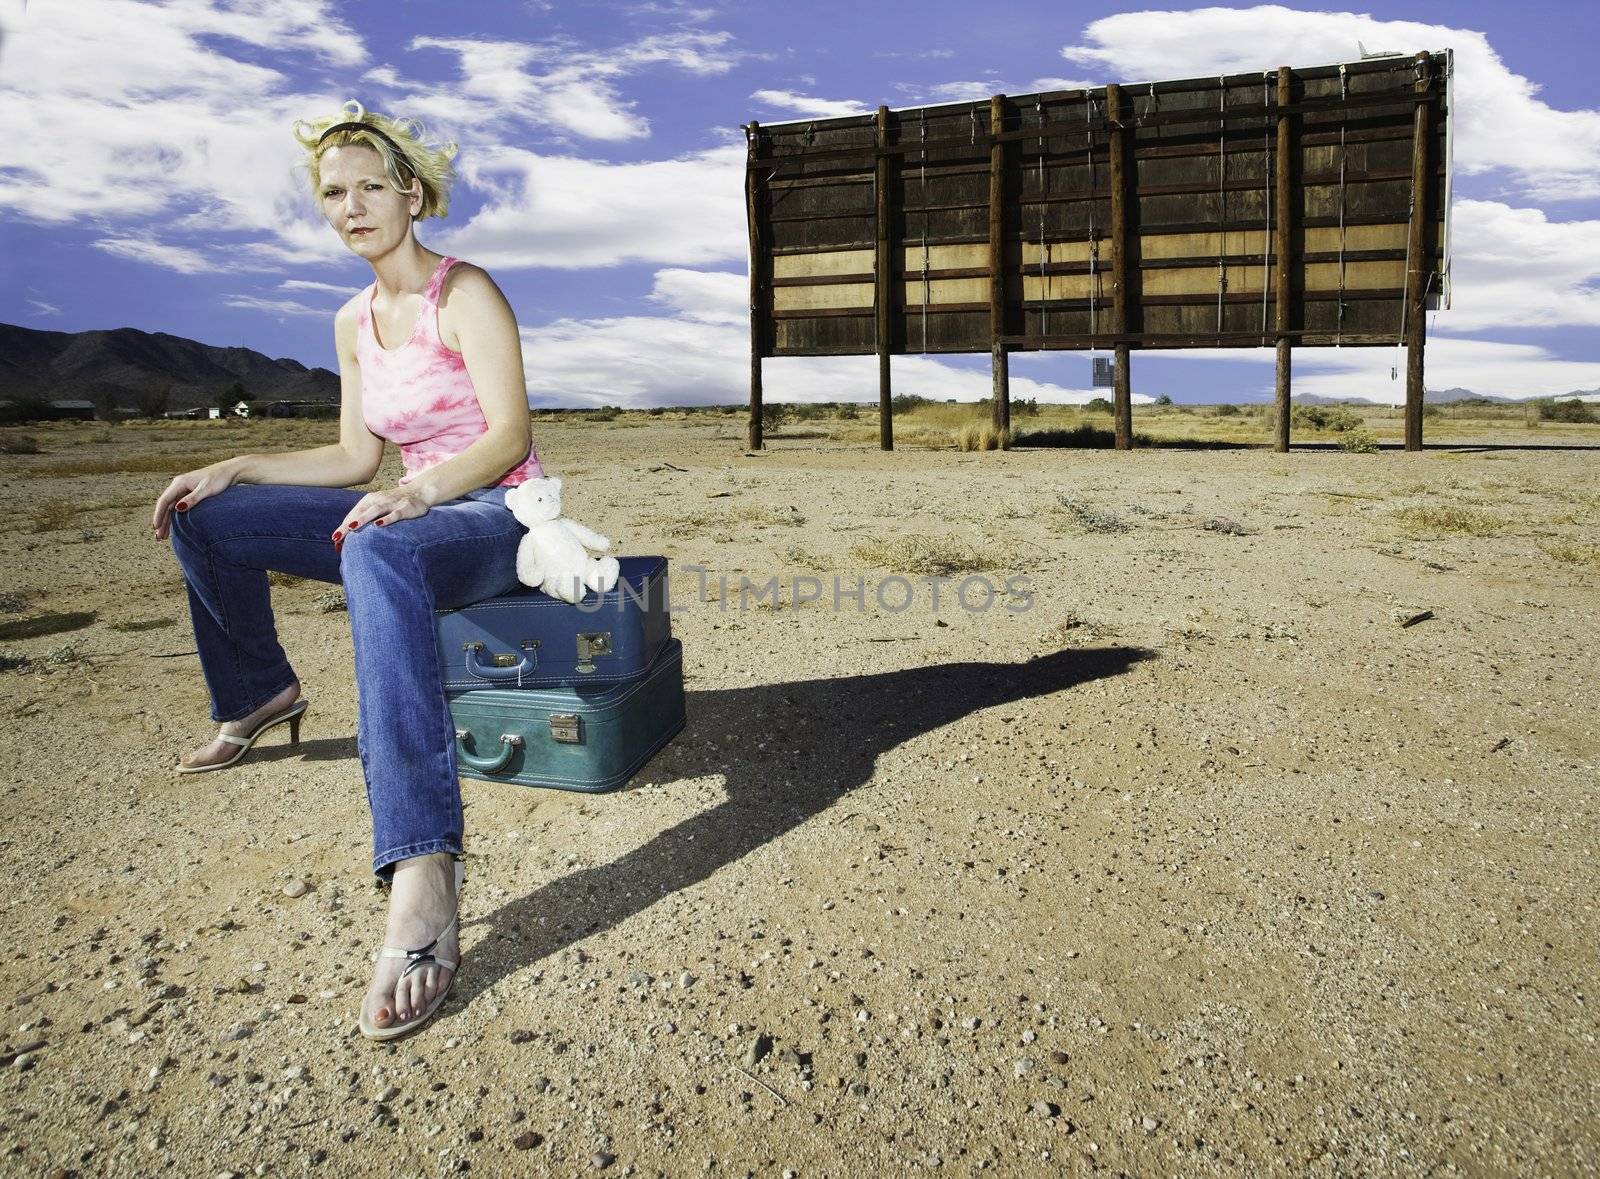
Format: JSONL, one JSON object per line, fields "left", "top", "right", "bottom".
{"left": 359, "top": 856, "right": 466, "bottom": 1042}
{"left": 174, "top": 697, "right": 309, "bottom": 775}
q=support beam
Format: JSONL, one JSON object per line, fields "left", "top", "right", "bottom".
{"left": 1404, "top": 52, "right": 1435, "bottom": 452}
{"left": 988, "top": 95, "right": 1010, "bottom": 440}
{"left": 875, "top": 105, "right": 895, "bottom": 451}
{"left": 745, "top": 121, "right": 765, "bottom": 451}
{"left": 1107, "top": 84, "right": 1134, "bottom": 450}
{"left": 1274, "top": 66, "right": 1295, "bottom": 453}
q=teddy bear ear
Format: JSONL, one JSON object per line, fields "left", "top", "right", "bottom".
{"left": 548, "top": 475, "right": 563, "bottom": 492}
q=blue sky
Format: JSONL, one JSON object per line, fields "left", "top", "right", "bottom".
{"left": 2, "top": 0, "right": 1598, "bottom": 406}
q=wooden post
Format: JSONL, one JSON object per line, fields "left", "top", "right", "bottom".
{"left": 1273, "top": 66, "right": 1294, "bottom": 453}
{"left": 875, "top": 105, "right": 895, "bottom": 451}
{"left": 988, "top": 95, "right": 1010, "bottom": 440}
{"left": 1106, "top": 84, "right": 1133, "bottom": 450}
{"left": 1404, "top": 52, "right": 1435, "bottom": 452}
{"left": 744, "top": 121, "right": 765, "bottom": 451}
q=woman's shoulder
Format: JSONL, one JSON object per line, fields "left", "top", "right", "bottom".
{"left": 333, "top": 284, "right": 373, "bottom": 356}
{"left": 439, "top": 258, "right": 497, "bottom": 299}
{"left": 437, "top": 259, "right": 510, "bottom": 322}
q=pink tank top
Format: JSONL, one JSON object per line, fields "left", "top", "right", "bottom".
{"left": 357, "top": 255, "right": 544, "bottom": 488}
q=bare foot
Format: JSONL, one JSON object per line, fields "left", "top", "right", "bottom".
{"left": 362, "top": 852, "right": 460, "bottom": 1033}
{"left": 177, "top": 680, "right": 302, "bottom": 770}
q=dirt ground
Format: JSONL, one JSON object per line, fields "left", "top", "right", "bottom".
{"left": 0, "top": 413, "right": 1596, "bottom": 1177}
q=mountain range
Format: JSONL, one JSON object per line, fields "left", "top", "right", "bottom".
{"left": 0, "top": 322, "right": 338, "bottom": 411}
{"left": 1, "top": 321, "right": 1595, "bottom": 410}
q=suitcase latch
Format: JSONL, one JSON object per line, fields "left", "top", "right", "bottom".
{"left": 574, "top": 631, "right": 612, "bottom": 674}
{"left": 549, "top": 713, "right": 581, "bottom": 743}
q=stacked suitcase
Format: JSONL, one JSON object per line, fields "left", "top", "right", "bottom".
{"left": 433, "top": 555, "right": 685, "bottom": 793}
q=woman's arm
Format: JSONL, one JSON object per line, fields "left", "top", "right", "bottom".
{"left": 152, "top": 298, "right": 384, "bottom": 540}
{"left": 347, "top": 264, "right": 532, "bottom": 517}
{"left": 225, "top": 297, "right": 386, "bottom": 488}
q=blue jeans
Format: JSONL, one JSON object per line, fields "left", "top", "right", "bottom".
{"left": 168, "top": 482, "right": 523, "bottom": 881}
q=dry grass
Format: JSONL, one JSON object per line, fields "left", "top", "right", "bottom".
{"left": 780, "top": 544, "right": 833, "bottom": 571}
{"left": 1052, "top": 495, "right": 1131, "bottom": 535}
{"left": 0, "top": 433, "right": 43, "bottom": 455}
{"left": 268, "top": 571, "right": 307, "bottom": 588}
{"left": 654, "top": 503, "right": 805, "bottom": 537}
{"left": 28, "top": 452, "right": 252, "bottom": 478}
{"left": 1390, "top": 505, "right": 1507, "bottom": 536}
{"left": 954, "top": 423, "right": 1010, "bottom": 451}
{"left": 849, "top": 534, "right": 999, "bottom": 576}
{"left": 8, "top": 494, "right": 151, "bottom": 535}
{"left": 1539, "top": 540, "right": 1600, "bottom": 569}
{"left": 107, "top": 618, "right": 177, "bottom": 633}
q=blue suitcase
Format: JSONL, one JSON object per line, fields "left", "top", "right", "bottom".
{"left": 447, "top": 637, "right": 686, "bottom": 793}
{"left": 433, "top": 555, "right": 671, "bottom": 690}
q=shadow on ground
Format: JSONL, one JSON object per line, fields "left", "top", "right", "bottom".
{"left": 451, "top": 643, "right": 1156, "bottom": 1000}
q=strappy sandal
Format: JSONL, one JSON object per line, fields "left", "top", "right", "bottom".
{"left": 359, "top": 857, "right": 466, "bottom": 1042}
{"left": 174, "top": 697, "right": 309, "bottom": 775}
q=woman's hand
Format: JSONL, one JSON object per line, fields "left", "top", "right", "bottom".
{"left": 332, "top": 485, "right": 431, "bottom": 552}
{"left": 151, "top": 459, "right": 239, "bottom": 541}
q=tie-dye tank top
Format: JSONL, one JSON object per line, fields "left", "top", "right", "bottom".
{"left": 357, "top": 255, "right": 543, "bottom": 488}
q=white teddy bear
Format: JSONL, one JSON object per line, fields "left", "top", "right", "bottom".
{"left": 503, "top": 476, "right": 620, "bottom": 604}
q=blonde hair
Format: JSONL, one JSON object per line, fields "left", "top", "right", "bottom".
{"left": 292, "top": 99, "right": 459, "bottom": 221}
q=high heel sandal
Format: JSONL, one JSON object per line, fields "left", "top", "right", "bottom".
{"left": 359, "top": 856, "right": 466, "bottom": 1042}
{"left": 174, "top": 697, "right": 309, "bottom": 774}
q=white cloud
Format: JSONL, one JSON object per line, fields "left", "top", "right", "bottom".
{"left": 0, "top": 0, "right": 362, "bottom": 250}
{"left": 409, "top": 30, "right": 744, "bottom": 142}
{"left": 648, "top": 268, "right": 746, "bottom": 324}
{"left": 279, "top": 278, "right": 362, "bottom": 296}
{"left": 437, "top": 143, "right": 747, "bottom": 269}
{"left": 750, "top": 89, "right": 872, "bottom": 119}
{"left": 221, "top": 294, "right": 329, "bottom": 318}
{"left": 24, "top": 298, "right": 61, "bottom": 317}
{"left": 93, "top": 235, "right": 220, "bottom": 275}
{"left": 518, "top": 269, "right": 1123, "bottom": 407}
{"left": 1286, "top": 338, "right": 1600, "bottom": 401}
{"left": 1436, "top": 200, "right": 1600, "bottom": 331}
{"left": 1059, "top": 5, "right": 1600, "bottom": 201}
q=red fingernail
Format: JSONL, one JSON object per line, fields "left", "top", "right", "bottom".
{"left": 350, "top": 522, "right": 360, "bottom": 530}
{"left": 176, "top": 503, "right": 188, "bottom": 511}
{"left": 375, "top": 520, "right": 386, "bottom": 527}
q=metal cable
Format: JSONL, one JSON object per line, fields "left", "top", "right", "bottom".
{"left": 920, "top": 108, "right": 930, "bottom": 354}
{"left": 1261, "top": 73, "right": 1272, "bottom": 346}
{"left": 1337, "top": 65, "right": 1348, "bottom": 346}
{"left": 1395, "top": 56, "right": 1425, "bottom": 378}
{"left": 1086, "top": 95, "right": 1098, "bottom": 353}
{"left": 1037, "top": 97, "right": 1049, "bottom": 338}
{"left": 1216, "top": 76, "right": 1227, "bottom": 340}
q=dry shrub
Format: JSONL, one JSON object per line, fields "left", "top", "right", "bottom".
{"left": 658, "top": 503, "right": 804, "bottom": 537}
{"left": 0, "top": 433, "right": 42, "bottom": 455}
{"left": 850, "top": 534, "right": 998, "bottom": 576}
{"left": 1540, "top": 541, "right": 1600, "bottom": 569}
{"left": 1390, "top": 505, "right": 1505, "bottom": 536}
{"left": 955, "top": 423, "right": 1011, "bottom": 451}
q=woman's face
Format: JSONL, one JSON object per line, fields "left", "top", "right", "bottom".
{"left": 317, "top": 143, "right": 420, "bottom": 256}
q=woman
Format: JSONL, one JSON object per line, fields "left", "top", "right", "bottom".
{"left": 150, "top": 100, "right": 544, "bottom": 1041}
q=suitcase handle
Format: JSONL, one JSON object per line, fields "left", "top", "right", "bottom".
{"left": 454, "top": 728, "right": 522, "bottom": 773}
{"left": 462, "top": 640, "right": 540, "bottom": 682}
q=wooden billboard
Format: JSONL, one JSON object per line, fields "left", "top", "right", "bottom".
{"left": 743, "top": 50, "right": 1453, "bottom": 452}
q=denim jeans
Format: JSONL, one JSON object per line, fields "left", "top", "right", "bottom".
{"left": 168, "top": 482, "right": 523, "bottom": 881}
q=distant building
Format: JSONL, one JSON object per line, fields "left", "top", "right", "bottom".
{"left": 49, "top": 399, "right": 97, "bottom": 420}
